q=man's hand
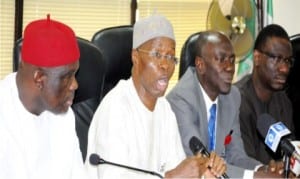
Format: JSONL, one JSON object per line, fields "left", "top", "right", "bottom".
{"left": 268, "top": 160, "right": 284, "bottom": 174}
{"left": 164, "top": 152, "right": 227, "bottom": 178}
{"left": 208, "top": 151, "right": 227, "bottom": 178}
{"left": 254, "top": 160, "right": 284, "bottom": 178}
{"left": 165, "top": 155, "right": 211, "bottom": 178}
{"left": 268, "top": 160, "right": 298, "bottom": 178}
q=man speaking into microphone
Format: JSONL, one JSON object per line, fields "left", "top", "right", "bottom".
{"left": 85, "top": 13, "right": 226, "bottom": 179}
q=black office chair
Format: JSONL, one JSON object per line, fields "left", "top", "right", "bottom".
{"left": 178, "top": 32, "right": 201, "bottom": 79}
{"left": 91, "top": 25, "right": 133, "bottom": 97}
{"left": 286, "top": 34, "right": 300, "bottom": 140}
{"left": 13, "top": 37, "right": 106, "bottom": 161}
{"left": 72, "top": 37, "right": 106, "bottom": 161}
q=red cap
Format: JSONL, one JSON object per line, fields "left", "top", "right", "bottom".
{"left": 21, "top": 14, "right": 80, "bottom": 67}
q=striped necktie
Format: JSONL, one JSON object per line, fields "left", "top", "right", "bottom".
{"left": 208, "top": 103, "right": 216, "bottom": 152}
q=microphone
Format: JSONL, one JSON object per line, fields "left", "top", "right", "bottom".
{"left": 189, "top": 136, "right": 229, "bottom": 178}
{"left": 256, "top": 113, "right": 300, "bottom": 162}
{"left": 89, "top": 153, "right": 163, "bottom": 178}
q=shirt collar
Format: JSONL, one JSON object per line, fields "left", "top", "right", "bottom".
{"left": 198, "top": 82, "right": 218, "bottom": 121}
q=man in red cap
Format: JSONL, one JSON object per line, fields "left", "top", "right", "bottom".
{"left": 0, "top": 15, "right": 87, "bottom": 179}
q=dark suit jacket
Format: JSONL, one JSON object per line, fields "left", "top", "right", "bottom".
{"left": 167, "top": 67, "right": 261, "bottom": 178}
{"left": 235, "top": 75, "right": 294, "bottom": 164}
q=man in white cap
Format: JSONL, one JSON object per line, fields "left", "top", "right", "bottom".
{"left": 0, "top": 15, "right": 87, "bottom": 179}
{"left": 86, "top": 14, "right": 226, "bottom": 178}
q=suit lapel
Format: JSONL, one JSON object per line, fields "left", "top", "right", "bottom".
{"left": 215, "top": 95, "right": 231, "bottom": 155}
{"left": 192, "top": 71, "right": 209, "bottom": 148}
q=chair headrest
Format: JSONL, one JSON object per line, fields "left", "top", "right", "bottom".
{"left": 178, "top": 32, "right": 201, "bottom": 79}
{"left": 91, "top": 25, "right": 133, "bottom": 96}
{"left": 74, "top": 37, "right": 106, "bottom": 103}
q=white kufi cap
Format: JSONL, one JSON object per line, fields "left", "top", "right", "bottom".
{"left": 133, "top": 14, "right": 174, "bottom": 48}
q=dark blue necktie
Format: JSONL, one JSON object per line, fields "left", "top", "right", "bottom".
{"left": 208, "top": 103, "right": 216, "bottom": 152}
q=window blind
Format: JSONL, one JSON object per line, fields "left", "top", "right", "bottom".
{"left": 0, "top": 0, "right": 15, "bottom": 79}
{"left": 23, "top": 0, "right": 131, "bottom": 41}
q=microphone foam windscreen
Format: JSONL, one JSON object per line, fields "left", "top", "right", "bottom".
{"left": 257, "top": 113, "right": 277, "bottom": 138}
{"left": 189, "top": 136, "right": 202, "bottom": 155}
{"left": 89, "top": 153, "right": 100, "bottom": 165}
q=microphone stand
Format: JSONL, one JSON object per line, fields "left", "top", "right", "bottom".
{"left": 98, "top": 157, "right": 163, "bottom": 178}
{"left": 283, "top": 154, "right": 290, "bottom": 179}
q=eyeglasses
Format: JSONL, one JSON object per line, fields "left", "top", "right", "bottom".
{"left": 257, "top": 49, "right": 294, "bottom": 68}
{"left": 137, "top": 48, "right": 178, "bottom": 65}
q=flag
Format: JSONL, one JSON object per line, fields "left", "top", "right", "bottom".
{"left": 263, "top": 0, "right": 273, "bottom": 27}
{"left": 234, "top": 0, "right": 256, "bottom": 82}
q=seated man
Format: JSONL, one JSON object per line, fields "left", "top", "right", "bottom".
{"left": 0, "top": 15, "right": 87, "bottom": 179}
{"left": 167, "top": 30, "right": 283, "bottom": 178}
{"left": 85, "top": 14, "right": 226, "bottom": 178}
{"left": 235, "top": 24, "right": 295, "bottom": 164}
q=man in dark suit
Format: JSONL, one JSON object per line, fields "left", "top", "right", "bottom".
{"left": 235, "top": 24, "right": 294, "bottom": 164}
{"left": 167, "top": 31, "right": 283, "bottom": 178}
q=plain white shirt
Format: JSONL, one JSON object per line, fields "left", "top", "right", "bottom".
{"left": 0, "top": 73, "right": 87, "bottom": 179}
{"left": 86, "top": 78, "right": 186, "bottom": 179}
